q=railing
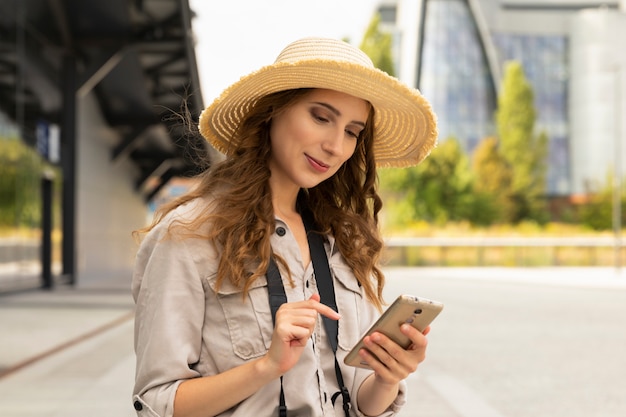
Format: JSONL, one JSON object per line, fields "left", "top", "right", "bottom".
{"left": 384, "top": 236, "right": 624, "bottom": 266}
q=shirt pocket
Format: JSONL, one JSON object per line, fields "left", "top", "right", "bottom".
{"left": 206, "top": 275, "right": 274, "bottom": 361}
{"left": 330, "top": 263, "right": 364, "bottom": 351}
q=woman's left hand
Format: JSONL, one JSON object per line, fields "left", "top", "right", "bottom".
{"left": 358, "top": 324, "right": 431, "bottom": 385}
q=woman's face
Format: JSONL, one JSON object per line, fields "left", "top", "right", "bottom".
{"left": 268, "top": 89, "right": 370, "bottom": 191}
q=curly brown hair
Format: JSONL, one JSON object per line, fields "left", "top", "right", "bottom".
{"left": 137, "top": 88, "right": 386, "bottom": 310}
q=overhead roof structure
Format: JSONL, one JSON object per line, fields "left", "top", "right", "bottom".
{"left": 0, "top": 0, "right": 208, "bottom": 202}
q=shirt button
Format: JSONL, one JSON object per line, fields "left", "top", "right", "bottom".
{"left": 276, "top": 227, "right": 286, "bottom": 236}
{"left": 133, "top": 401, "right": 143, "bottom": 411}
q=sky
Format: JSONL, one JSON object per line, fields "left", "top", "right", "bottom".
{"left": 188, "top": 0, "right": 382, "bottom": 103}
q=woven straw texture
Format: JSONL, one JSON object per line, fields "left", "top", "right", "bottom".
{"left": 199, "top": 37, "right": 438, "bottom": 168}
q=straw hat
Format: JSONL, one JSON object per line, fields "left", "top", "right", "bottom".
{"left": 198, "top": 37, "right": 437, "bottom": 168}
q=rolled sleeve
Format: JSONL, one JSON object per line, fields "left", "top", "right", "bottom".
{"left": 132, "top": 222, "right": 207, "bottom": 417}
{"left": 351, "top": 379, "right": 407, "bottom": 417}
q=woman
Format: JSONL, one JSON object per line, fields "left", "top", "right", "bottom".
{"left": 132, "top": 37, "right": 437, "bottom": 417}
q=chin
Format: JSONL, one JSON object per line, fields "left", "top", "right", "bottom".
{"left": 295, "top": 172, "right": 334, "bottom": 189}
{"left": 299, "top": 179, "right": 325, "bottom": 189}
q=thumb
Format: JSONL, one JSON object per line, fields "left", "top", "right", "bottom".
{"left": 309, "top": 293, "right": 321, "bottom": 302}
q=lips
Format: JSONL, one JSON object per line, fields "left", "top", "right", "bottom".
{"left": 306, "top": 154, "right": 330, "bottom": 172}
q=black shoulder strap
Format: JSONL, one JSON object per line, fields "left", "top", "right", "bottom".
{"left": 266, "top": 256, "right": 288, "bottom": 417}
{"left": 267, "top": 256, "right": 287, "bottom": 325}
{"left": 301, "top": 212, "right": 339, "bottom": 351}
{"left": 266, "top": 212, "right": 351, "bottom": 417}
{"left": 302, "top": 211, "right": 351, "bottom": 416}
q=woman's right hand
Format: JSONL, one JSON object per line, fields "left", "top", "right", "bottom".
{"left": 264, "top": 293, "right": 340, "bottom": 375}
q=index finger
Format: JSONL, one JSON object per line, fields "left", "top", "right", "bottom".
{"left": 307, "top": 295, "right": 341, "bottom": 320}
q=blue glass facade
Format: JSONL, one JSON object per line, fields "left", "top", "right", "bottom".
{"left": 420, "top": 0, "right": 496, "bottom": 152}
{"left": 419, "top": 0, "right": 571, "bottom": 195}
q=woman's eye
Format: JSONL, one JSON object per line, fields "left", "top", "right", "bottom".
{"left": 346, "top": 130, "right": 359, "bottom": 139}
{"left": 311, "top": 110, "right": 329, "bottom": 123}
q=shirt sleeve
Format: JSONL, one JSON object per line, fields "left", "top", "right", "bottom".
{"left": 131, "top": 222, "right": 207, "bottom": 417}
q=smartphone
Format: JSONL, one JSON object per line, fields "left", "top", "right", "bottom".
{"left": 343, "top": 294, "right": 444, "bottom": 369}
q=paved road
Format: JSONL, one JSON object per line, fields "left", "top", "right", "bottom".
{"left": 0, "top": 267, "right": 624, "bottom": 417}
{"left": 387, "top": 267, "right": 626, "bottom": 417}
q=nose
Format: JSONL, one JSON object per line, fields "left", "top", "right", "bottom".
{"left": 321, "top": 128, "right": 344, "bottom": 156}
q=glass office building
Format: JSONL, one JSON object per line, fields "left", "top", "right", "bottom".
{"left": 419, "top": 0, "right": 496, "bottom": 154}
{"left": 384, "top": 0, "right": 625, "bottom": 196}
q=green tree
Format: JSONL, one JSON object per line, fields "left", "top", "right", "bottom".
{"left": 0, "top": 136, "right": 44, "bottom": 228}
{"left": 380, "top": 137, "right": 474, "bottom": 225}
{"left": 359, "top": 13, "right": 395, "bottom": 76}
{"left": 495, "top": 61, "right": 548, "bottom": 223}
{"left": 579, "top": 172, "right": 626, "bottom": 230}
{"left": 472, "top": 136, "right": 513, "bottom": 223}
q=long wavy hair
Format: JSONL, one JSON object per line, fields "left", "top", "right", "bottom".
{"left": 137, "top": 88, "right": 386, "bottom": 310}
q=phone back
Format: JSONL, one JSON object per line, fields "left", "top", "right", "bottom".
{"left": 374, "top": 295, "right": 443, "bottom": 347}
{"left": 343, "top": 294, "right": 444, "bottom": 368}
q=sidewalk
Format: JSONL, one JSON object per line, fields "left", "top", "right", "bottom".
{"left": 0, "top": 266, "right": 624, "bottom": 417}
{"left": 0, "top": 274, "right": 136, "bottom": 417}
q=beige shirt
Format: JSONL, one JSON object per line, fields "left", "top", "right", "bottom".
{"left": 131, "top": 198, "right": 406, "bottom": 417}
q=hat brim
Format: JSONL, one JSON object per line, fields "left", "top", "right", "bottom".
{"left": 199, "top": 59, "right": 437, "bottom": 168}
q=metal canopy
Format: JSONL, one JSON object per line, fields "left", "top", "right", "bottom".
{"left": 0, "top": 0, "right": 208, "bottom": 202}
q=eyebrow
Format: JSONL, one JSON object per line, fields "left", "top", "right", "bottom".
{"left": 311, "top": 101, "right": 366, "bottom": 128}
